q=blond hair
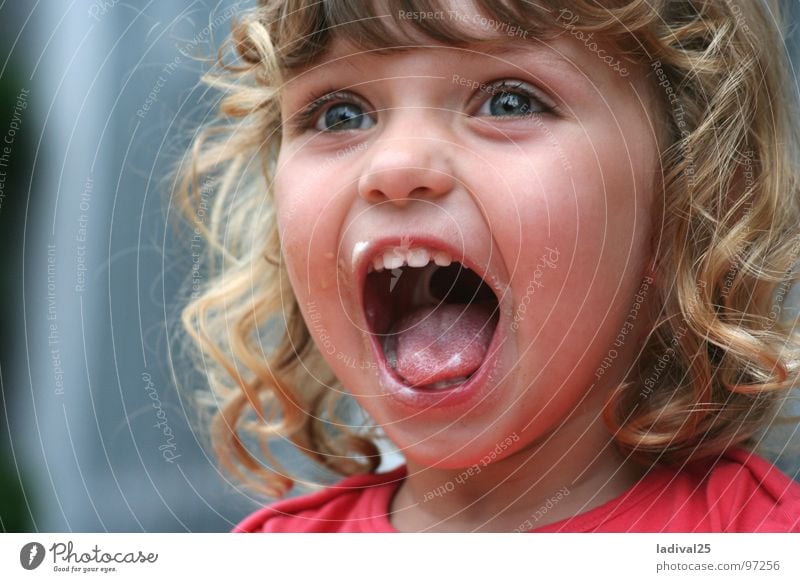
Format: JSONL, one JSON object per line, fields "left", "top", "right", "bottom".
{"left": 176, "top": 0, "right": 800, "bottom": 498}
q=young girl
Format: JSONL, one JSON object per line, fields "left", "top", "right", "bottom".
{"left": 177, "top": 0, "right": 800, "bottom": 532}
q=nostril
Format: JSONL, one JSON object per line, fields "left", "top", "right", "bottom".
{"left": 409, "top": 186, "right": 432, "bottom": 199}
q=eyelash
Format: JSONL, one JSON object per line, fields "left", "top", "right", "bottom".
{"left": 290, "top": 90, "right": 363, "bottom": 132}
{"left": 483, "top": 80, "right": 553, "bottom": 113}
{"left": 288, "top": 79, "right": 555, "bottom": 133}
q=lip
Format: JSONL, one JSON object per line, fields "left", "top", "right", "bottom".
{"left": 353, "top": 235, "right": 509, "bottom": 412}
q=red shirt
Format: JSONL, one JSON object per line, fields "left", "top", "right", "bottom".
{"left": 233, "top": 447, "right": 800, "bottom": 532}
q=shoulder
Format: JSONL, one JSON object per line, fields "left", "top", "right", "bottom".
{"left": 680, "top": 447, "right": 800, "bottom": 532}
{"left": 554, "top": 446, "right": 800, "bottom": 533}
{"left": 233, "top": 465, "right": 405, "bottom": 533}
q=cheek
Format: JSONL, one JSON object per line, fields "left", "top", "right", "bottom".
{"left": 274, "top": 157, "right": 344, "bottom": 297}
{"left": 509, "top": 125, "right": 654, "bottom": 281}
{"left": 503, "top": 129, "right": 655, "bottom": 363}
{"left": 273, "top": 182, "right": 310, "bottom": 298}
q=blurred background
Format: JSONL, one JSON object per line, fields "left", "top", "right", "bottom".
{"left": 0, "top": 0, "right": 799, "bottom": 532}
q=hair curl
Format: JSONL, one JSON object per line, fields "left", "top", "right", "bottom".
{"left": 176, "top": 0, "right": 800, "bottom": 498}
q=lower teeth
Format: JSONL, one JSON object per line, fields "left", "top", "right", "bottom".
{"left": 424, "top": 377, "right": 469, "bottom": 390}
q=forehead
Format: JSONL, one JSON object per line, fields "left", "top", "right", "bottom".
{"left": 313, "top": 33, "right": 595, "bottom": 71}
{"left": 285, "top": 31, "right": 642, "bottom": 104}
{"left": 277, "top": 1, "right": 643, "bottom": 85}
{"left": 275, "top": 0, "right": 561, "bottom": 72}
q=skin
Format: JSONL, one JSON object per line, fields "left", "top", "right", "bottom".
{"left": 274, "top": 10, "right": 662, "bottom": 531}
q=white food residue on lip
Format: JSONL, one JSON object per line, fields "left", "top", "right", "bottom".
{"left": 352, "top": 241, "right": 370, "bottom": 271}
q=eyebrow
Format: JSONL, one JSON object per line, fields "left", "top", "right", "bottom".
{"left": 290, "top": 36, "right": 599, "bottom": 98}
{"left": 461, "top": 40, "right": 598, "bottom": 85}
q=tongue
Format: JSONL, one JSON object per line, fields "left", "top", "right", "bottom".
{"left": 387, "top": 303, "right": 497, "bottom": 387}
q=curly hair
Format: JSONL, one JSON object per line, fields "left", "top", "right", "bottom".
{"left": 175, "top": 0, "right": 800, "bottom": 498}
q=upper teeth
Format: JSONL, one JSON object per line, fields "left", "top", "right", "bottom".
{"left": 369, "top": 246, "right": 454, "bottom": 273}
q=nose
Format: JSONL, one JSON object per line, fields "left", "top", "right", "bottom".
{"left": 357, "top": 125, "right": 455, "bottom": 206}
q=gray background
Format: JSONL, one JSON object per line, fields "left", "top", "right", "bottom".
{"left": 0, "top": 0, "right": 798, "bottom": 532}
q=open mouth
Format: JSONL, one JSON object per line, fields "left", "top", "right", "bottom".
{"left": 362, "top": 245, "right": 500, "bottom": 391}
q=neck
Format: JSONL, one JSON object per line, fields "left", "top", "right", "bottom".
{"left": 389, "top": 406, "right": 646, "bottom": 532}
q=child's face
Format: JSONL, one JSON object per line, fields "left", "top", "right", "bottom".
{"left": 275, "top": 17, "right": 659, "bottom": 469}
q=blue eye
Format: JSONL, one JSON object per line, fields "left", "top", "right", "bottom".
{"left": 476, "top": 81, "right": 548, "bottom": 117}
{"left": 488, "top": 92, "right": 533, "bottom": 116}
{"left": 314, "top": 102, "right": 375, "bottom": 131}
